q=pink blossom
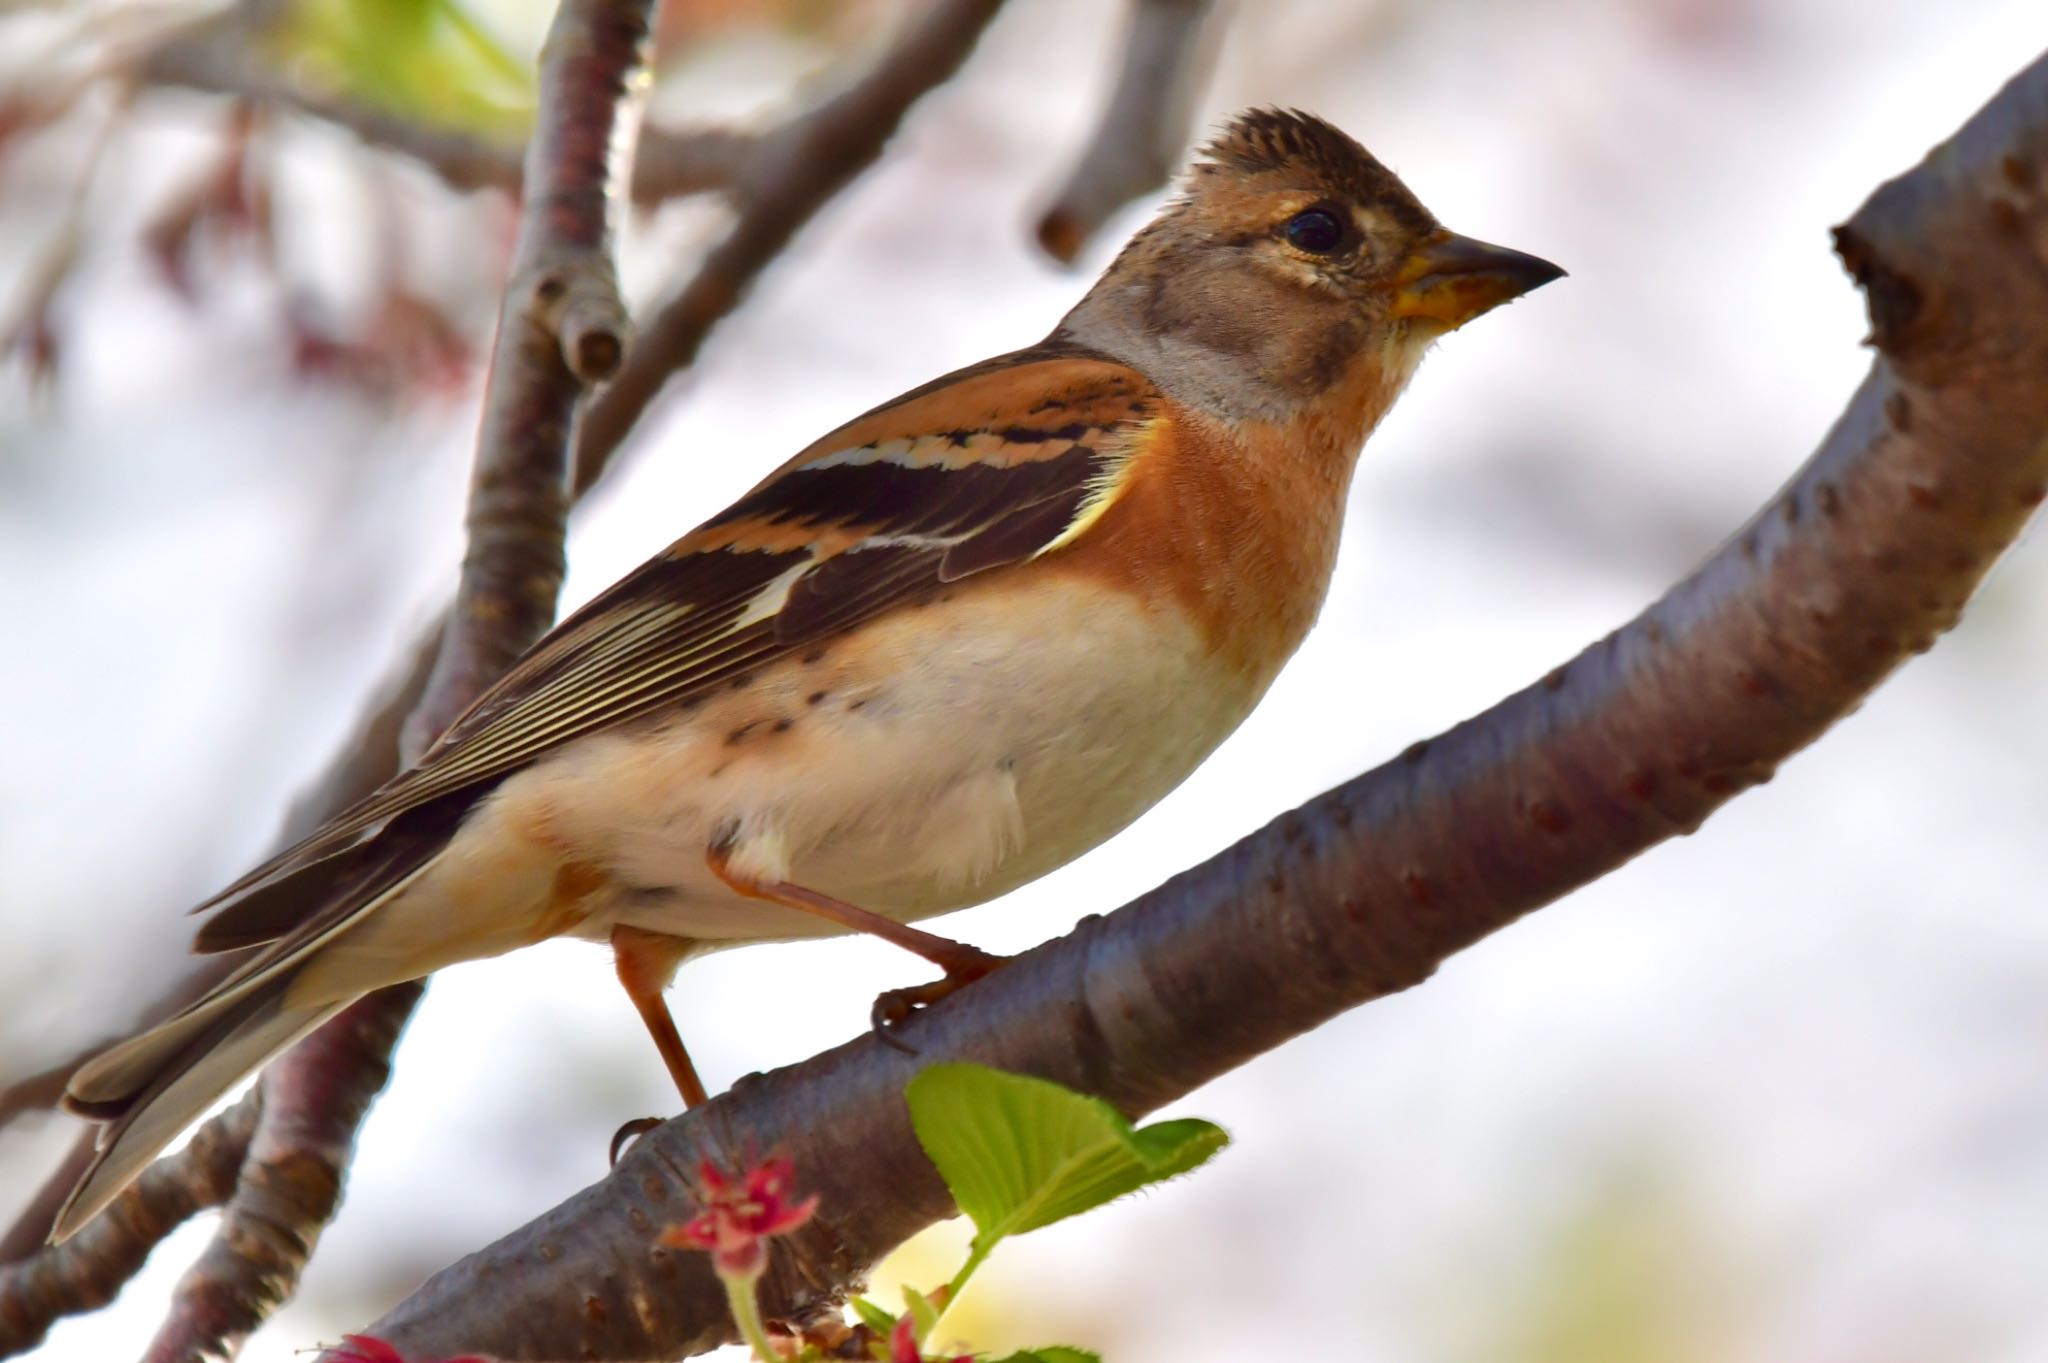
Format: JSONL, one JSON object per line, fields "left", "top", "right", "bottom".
{"left": 661, "top": 1155, "right": 819, "bottom": 1280}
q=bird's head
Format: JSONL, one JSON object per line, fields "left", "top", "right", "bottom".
{"left": 1059, "top": 108, "right": 1563, "bottom": 424}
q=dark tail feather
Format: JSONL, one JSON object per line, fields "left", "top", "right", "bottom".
{"left": 53, "top": 967, "right": 342, "bottom": 1240}
{"left": 55, "top": 828, "right": 451, "bottom": 1242}
{"left": 191, "top": 795, "right": 472, "bottom": 953}
{"left": 193, "top": 829, "right": 428, "bottom": 954}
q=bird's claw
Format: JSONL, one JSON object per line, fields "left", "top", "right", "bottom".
{"left": 868, "top": 948, "right": 1011, "bottom": 1050}
{"left": 609, "top": 1115, "right": 664, "bottom": 1166}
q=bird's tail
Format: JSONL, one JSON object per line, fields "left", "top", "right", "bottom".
{"left": 53, "top": 968, "right": 346, "bottom": 1240}
{"left": 52, "top": 846, "right": 443, "bottom": 1242}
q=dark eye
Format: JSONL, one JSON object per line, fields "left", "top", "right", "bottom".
{"left": 1284, "top": 207, "right": 1346, "bottom": 254}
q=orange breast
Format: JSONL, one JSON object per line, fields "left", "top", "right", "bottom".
{"left": 1060, "top": 365, "right": 1399, "bottom": 684}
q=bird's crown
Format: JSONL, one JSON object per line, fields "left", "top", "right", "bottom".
{"left": 1190, "top": 108, "right": 1433, "bottom": 231}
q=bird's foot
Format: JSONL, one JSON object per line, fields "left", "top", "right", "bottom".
{"left": 870, "top": 946, "right": 1011, "bottom": 1049}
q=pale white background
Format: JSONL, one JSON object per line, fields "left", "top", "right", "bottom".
{"left": 6, "top": 1, "right": 2048, "bottom": 1359}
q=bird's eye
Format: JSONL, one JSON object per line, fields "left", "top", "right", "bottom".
{"left": 1284, "top": 207, "right": 1346, "bottom": 254}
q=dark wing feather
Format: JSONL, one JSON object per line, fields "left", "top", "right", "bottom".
{"left": 779, "top": 545, "right": 943, "bottom": 644}
{"left": 191, "top": 793, "right": 481, "bottom": 954}
{"left": 186, "top": 551, "right": 793, "bottom": 920}
{"left": 191, "top": 343, "right": 1159, "bottom": 943}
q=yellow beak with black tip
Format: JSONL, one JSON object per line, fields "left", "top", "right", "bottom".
{"left": 1393, "top": 229, "right": 1565, "bottom": 330}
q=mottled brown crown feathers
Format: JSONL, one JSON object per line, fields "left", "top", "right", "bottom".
{"left": 1197, "top": 108, "right": 1431, "bottom": 225}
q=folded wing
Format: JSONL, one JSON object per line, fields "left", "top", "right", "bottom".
{"left": 190, "top": 343, "right": 1159, "bottom": 953}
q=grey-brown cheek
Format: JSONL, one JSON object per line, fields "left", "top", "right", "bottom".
{"left": 1138, "top": 264, "right": 1275, "bottom": 358}
{"left": 1147, "top": 265, "right": 1370, "bottom": 405}
{"left": 1286, "top": 305, "right": 1375, "bottom": 396}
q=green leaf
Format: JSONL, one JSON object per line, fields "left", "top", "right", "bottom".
{"left": 986, "top": 1349, "right": 1103, "bottom": 1363}
{"left": 271, "top": 0, "right": 535, "bottom": 137}
{"left": 905, "top": 1063, "right": 1227, "bottom": 1253}
{"left": 901, "top": 1285, "right": 942, "bottom": 1340}
{"left": 849, "top": 1296, "right": 897, "bottom": 1335}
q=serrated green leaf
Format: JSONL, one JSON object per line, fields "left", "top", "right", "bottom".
{"left": 985, "top": 1349, "right": 1102, "bottom": 1363}
{"left": 906, "top": 1064, "right": 1227, "bottom": 1254}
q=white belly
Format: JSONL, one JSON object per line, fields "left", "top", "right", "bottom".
{"left": 531, "top": 574, "right": 1273, "bottom": 945}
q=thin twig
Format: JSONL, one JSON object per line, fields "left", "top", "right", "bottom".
{"left": 339, "top": 48, "right": 2048, "bottom": 1362}
{"left": 1035, "top": 0, "right": 1217, "bottom": 263}
{"left": 1, "top": 82, "right": 131, "bottom": 389}
{"left": 0, "top": 1138, "right": 92, "bottom": 1275}
{"left": 0, "top": 1066, "right": 72, "bottom": 1140}
{"left": 139, "top": 1001, "right": 409, "bottom": 1363}
{"left": 0, "top": 1095, "right": 260, "bottom": 1356}
{"left": 572, "top": 0, "right": 1011, "bottom": 493}
{"left": 135, "top": 11, "right": 747, "bottom": 205}
{"left": 277, "top": 619, "right": 442, "bottom": 845}
{"left": 400, "top": 0, "right": 648, "bottom": 752}
{"left": 121, "top": 3, "right": 657, "bottom": 1359}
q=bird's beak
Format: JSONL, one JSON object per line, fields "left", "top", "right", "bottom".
{"left": 1392, "top": 229, "right": 1565, "bottom": 330}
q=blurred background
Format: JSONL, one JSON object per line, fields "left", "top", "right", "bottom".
{"left": 5, "top": 0, "right": 2048, "bottom": 1359}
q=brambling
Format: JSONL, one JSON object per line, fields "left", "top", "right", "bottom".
{"left": 55, "top": 109, "right": 1560, "bottom": 1238}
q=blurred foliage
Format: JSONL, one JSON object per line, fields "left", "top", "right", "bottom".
{"left": 249, "top": 0, "right": 907, "bottom": 136}
{"left": 1483, "top": 1157, "right": 1733, "bottom": 1363}
{"left": 268, "top": 0, "right": 535, "bottom": 134}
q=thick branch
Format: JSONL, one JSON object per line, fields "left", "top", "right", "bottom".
{"left": 346, "top": 48, "right": 2048, "bottom": 1363}
{"left": 1036, "top": 0, "right": 1217, "bottom": 262}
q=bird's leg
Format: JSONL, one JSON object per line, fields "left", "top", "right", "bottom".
{"left": 706, "top": 844, "right": 1008, "bottom": 1034}
{"left": 611, "top": 924, "right": 707, "bottom": 1109}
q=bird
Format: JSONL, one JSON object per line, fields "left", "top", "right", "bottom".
{"left": 54, "top": 108, "right": 1562, "bottom": 1240}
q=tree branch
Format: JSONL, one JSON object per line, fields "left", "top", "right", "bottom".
{"left": 400, "top": 0, "right": 647, "bottom": 753}
{"left": 571, "top": 0, "right": 1011, "bottom": 493}
{"left": 1035, "top": 0, "right": 1217, "bottom": 263}
{"left": 141, "top": 997, "right": 412, "bottom": 1363}
{"left": 0, "top": 1096, "right": 258, "bottom": 1356}
{"left": 155, "top": 0, "right": 654, "bottom": 1349}
{"left": 135, "top": 11, "right": 748, "bottom": 205}
{"left": 340, "top": 47, "right": 2048, "bottom": 1363}
{"left": 20, "top": 3, "right": 656, "bottom": 1359}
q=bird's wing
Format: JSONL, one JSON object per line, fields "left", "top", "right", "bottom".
{"left": 193, "top": 343, "right": 1161, "bottom": 938}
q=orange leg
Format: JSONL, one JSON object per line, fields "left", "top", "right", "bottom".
{"left": 611, "top": 925, "right": 707, "bottom": 1109}
{"left": 706, "top": 844, "right": 1008, "bottom": 1025}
